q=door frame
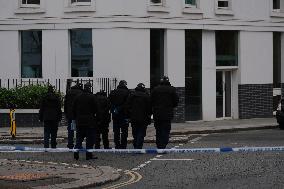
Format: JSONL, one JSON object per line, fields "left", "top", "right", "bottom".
{"left": 216, "top": 70, "right": 233, "bottom": 120}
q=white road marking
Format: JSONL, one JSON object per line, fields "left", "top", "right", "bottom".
{"left": 156, "top": 155, "right": 163, "bottom": 158}
{"left": 138, "top": 164, "right": 146, "bottom": 168}
{"left": 152, "top": 158, "right": 194, "bottom": 161}
{"left": 190, "top": 137, "right": 203, "bottom": 143}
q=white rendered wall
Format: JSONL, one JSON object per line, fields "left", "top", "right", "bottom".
{"left": 202, "top": 30, "right": 216, "bottom": 121}
{"left": 165, "top": 29, "right": 185, "bottom": 88}
{"left": 281, "top": 33, "right": 284, "bottom": 83}
{"left": 93, "top": 28, "right": 150, "bottom": 89}
{"left": 0, "top": 31, "right": 20, "bottom": 78}
{"left": 239, "top": 31, "right": 273, "bottom": 84}
{"left": 42, "top": 30, "right": 69, "bottom": 79}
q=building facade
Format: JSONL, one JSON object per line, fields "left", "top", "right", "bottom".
{"left": 0, "top": 0, "right": 284, "bottom": 122}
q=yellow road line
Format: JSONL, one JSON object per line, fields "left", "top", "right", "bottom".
{"left": 102, "top": 171, "right": 142, "bottom": 189}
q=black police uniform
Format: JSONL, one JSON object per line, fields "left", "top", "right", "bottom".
{"left": 39, "top": 86, "right": 62, "bottom": 148}
{"left": 95, "top": 91, "right": 111, "bottom": 149}
{"left": 72, "top": 84, "right": 98, "bottom": 160}
{"left": 151, "top": 77, "right": 179, "bottom": 149}
{"left": 64, "top": 84, "right": 83, "bottom": 149}
{"left": 109, "top": 80, "right": 130, "bottom": 149}
{"left": 126, "top": 83, "right": 151, "bottom": 149}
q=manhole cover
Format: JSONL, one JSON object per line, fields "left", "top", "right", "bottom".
{"left": 0, "top": 173, "right": 51, "bottom": 181}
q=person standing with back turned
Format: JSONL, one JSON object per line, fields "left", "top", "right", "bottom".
{"left": 64, "top": 82, "right": 83, "bottom": 149}
{"left": 109, "top": 80, "right": 130, "bottom": 149}
{"left": 126, "top": 83, "right": 152, "bottom": 149}
{"left": 39, "top": 85, "right": 62, "bottom": 149}
{"left": 72, "top": 82, "right": 98, "bottom": 160}
{"left": 151, "top": 76, "right": 179, "bottom": 149}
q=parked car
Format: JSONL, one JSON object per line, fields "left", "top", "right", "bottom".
{"left": 276, "top": 99, "right": 284, "bottom": 130}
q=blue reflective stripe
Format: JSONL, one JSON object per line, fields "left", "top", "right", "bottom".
{"left": 146, "top": 149, "right": 158, "bottom": 154}
{"left": 220, "top": 147, "right": 233, "bottom": 152}
{"left": 0, "top": 146, "right": 283, "bottom": 153}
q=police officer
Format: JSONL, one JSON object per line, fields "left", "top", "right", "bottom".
{"left": 95, "top": 90, "right": 111, "bottom": 149}
{"left": 126, "top": 83, "right": 151, "bottom": 149}
{"left": 109, "top": 80, "right": 130, "bottom": 149}
{"left": 64, "top": 82, "right": 83, "bottom": 149}
{"left": 151, "top": 76, "right": 179, "bottom": 149}
{"left": 72, "top": 82, "right": 97, "bottom": 160}
{"left": 39, "top": 85, "right": 62, "bottom": 148}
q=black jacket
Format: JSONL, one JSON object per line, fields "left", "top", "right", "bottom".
{"left": 109, "top": 84, "right": 130, "bottom": 119}
{"left": 96, "top": 91, "right": 111, "bottom": 125}
{"left": 72, "top": 89, "right": 98, "bottom": 128}
{"left": 126, "top": 87, "right": 151, "bottom": 125}
{"left": 39, "top": 92, "right": 62, "bottom": 123}
{"left": 64, "top": 86, "right": 83, "bottom": 120}
{"left": 151, "top": 82, "right": 179, "bottom": 121}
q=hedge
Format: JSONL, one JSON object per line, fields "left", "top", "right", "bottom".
{"left": 0, "top": 85, "right": 63, "bottom": 109}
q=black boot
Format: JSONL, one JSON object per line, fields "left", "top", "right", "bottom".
{"left": 86, "top": 152, "right": 98, "bottom": 160}
{"left": 74, "top": 152, "right": 79, "bottom": 160}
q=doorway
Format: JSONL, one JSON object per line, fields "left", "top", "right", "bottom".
{"left": 216, "top": 71, "right": 232, "bottom": 119}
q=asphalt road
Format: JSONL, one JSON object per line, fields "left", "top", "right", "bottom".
{"left": 0, "top": 129, "right": 284, "bottom": 189}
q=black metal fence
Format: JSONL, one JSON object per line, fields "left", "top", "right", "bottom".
{"left": 0, "top": 78, "right": 118, "bottom": 96}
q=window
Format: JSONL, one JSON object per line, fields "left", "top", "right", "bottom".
{"left": 216, "top": 31, "right": 238, "bottom": 67}
{"left": 150, "top": 29, "right": 164, "bottom": 89}
{"left": 185, "top": 0, "right": 197, "bottom": 8}
{"left": 71, "top": 0, "right": 91, "bottom": 6}
{"left": 150, "top": 0, "right": 163, "bottom": 6}
{"left": 217, "top": 0, "right": 229, "bottom": 9}
{"left": 21, "top": 0, "right": 40, "bottom": 7}
{"left": 273, "top": 32, "right": 281, "bottom": 88}
{"left": 273, "top": 0, "right": 280, "bottom": 12}
{"left": 71, "top": 29, "right": 93, "bottom": 77}
{"left": 21, "top": 31, "right": 42, "bottom": 78}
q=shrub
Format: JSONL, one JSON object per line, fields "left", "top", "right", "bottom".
{"left": 0, "top": 85, "right": 63, "bottom": 109}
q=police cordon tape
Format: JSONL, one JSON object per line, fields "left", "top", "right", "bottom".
{"left": 0, "top": 146, "right": 284, "bottom": 153}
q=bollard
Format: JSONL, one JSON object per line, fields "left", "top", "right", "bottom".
{"left": 9, "top": 108, "right": 16, "bottom": 139}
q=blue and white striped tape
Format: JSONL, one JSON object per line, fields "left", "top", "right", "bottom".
{"left": 0, "top": 146, "right": 284, "bottom": 153}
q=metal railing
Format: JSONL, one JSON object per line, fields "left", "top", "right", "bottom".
{"left": 0, "top": 78, "right": 118, "bottom": 96}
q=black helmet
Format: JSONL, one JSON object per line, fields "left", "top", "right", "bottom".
{"left": 119, "top": 80, "right": 127, "bottom": 86}
{"left": 137, "top": 83, "right": 145, "bottom": 89}
{"left": 47, "top": 85, "right": 54, "bottom": 93}
{"left": 84, "top": 82, "right": 92, "bottom": 89}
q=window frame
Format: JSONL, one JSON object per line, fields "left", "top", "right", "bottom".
{"left": 149, "top": 0, "right": 164, "bottom": 6}
{"left": 272, "top": 0, "right": 281, "bottom": 12}
{"left": 184, "top": 0, "right": 198, "bottom": 8}
{"left": 20, "top": 0, "right": 41, "bottom": 8}
{"left": 217, "top": 0, "right": 230, "bottom": 10}
{"left": 70, "top": 0, "right": 92, "bottom": 6}
{"left": 70, "top": 29, "right": 94, "bottom": 78}
{"left": 20, "top": 30, "right": 43, "bottom": 79}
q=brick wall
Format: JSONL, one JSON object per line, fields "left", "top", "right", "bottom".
{"left": 173, "top": 87, "right": 185, "bottom": 123}
{"left": 0, "top": 113, "right": 67, "bottom": 127}
{"left": 238, "top": 84, "right": 273, "bottom": 119}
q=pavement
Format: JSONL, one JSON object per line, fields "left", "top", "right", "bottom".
{"left": 0, "top": 118, "right": 279, "bottom": 189}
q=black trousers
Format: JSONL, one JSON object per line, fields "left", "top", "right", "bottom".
{"left": 131, "top": 123, "right": 147, "bottom": 149}
{"left": 75, "top": 127, "right": 96, "bottom": 158}
{"left": 113, "top": 119, "right": 129, "bottom": 149}
{"left": 154, "top": 120, "right": 171, "bottom": 149}
{"left": 95, "top": 125, "right": 109, "bottom": 149}
{"left": 44, "top": 121, "right": 58, "bottom": 148}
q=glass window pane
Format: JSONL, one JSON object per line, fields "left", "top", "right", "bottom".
{"left": 185, "top": 30, "right": 202, "bottom": 121}
{"left": 26, "top": 0, "right": 40, "bottom": 4}
{"left": 273, "top": 32, "right": 281, "bottom": 88}
{"left": 151, "top": 0, "right": 162, "bottom": 4}
{"left": 150, "top": 29, "right": 164, "bottom": 89}
{"left": 185, "top": 0, "right": 196, "bottom": 5}
{"left": 273, "top": 0, "right": 280, "bottom": 9}
{"left": 216, "top": 31, "right": 238, "bottom": 67}
{"left": 71, "top": 29, "right": 93, "bottom": 77}
{"left": 218, "top": 0, "right": 229, "bottom": 8}
{"left": 21, "top": 31, "right": 42, "bottom": 78}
